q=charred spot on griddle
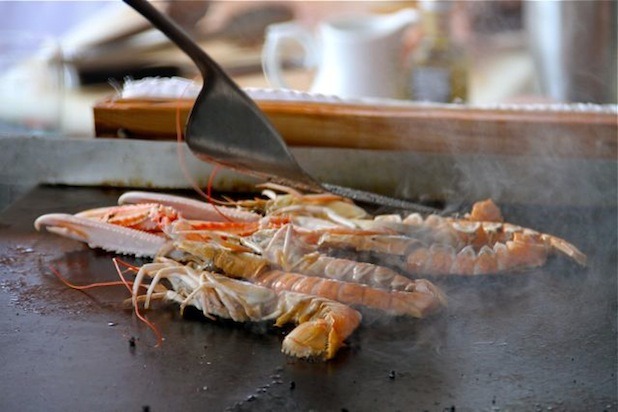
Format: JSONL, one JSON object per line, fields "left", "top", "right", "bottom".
{"left": 289, "top": 381, "right": 295, "bottom": 390}
{"left": 128, "top": 336, "right": 137, "bottom": 353}
{"left": 388, "top": 370, "right": 396, "bottom": 380}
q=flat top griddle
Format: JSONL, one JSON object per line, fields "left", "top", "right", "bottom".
{"left": 1, "top": 186, "right": 616, "bottom": 411}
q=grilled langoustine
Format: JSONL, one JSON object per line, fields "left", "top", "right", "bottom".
{"left": 34, "top": 187, "right": 586, "bottom": 360}
{"left": 131, "top": 257, "right": 361, "bottom": 360}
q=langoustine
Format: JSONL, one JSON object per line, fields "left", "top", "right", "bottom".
{"left": 253, "top": 224, "right": 430, "bottom": 293}
{"left": 35, "top": 212, "right": 362, "bottom": 360}
{"left": 114, "top": 189, "right": 586, "bottom": 275}
{"left": 317, "top": 205, "right": 587, "bottom": 276}
{"left": 222, "top": 187, "right": 587, "bottom": 275}
{"left": 131, "top": 257, "right": 361, "bottom": 360}
{"left": 173, "top": 239, "right": 445, "bottom": 318}
{"left": 34, "top": 188, "right": 587, "bottom": 360}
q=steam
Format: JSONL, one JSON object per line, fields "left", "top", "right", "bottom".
{"left": 449, "top": 108, "right": 616, "bottom": 208}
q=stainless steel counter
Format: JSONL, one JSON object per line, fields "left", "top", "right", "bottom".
{"left": 1, "top": 135, "right": 616, "bottom": 208}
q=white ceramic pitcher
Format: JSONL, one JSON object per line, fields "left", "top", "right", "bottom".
{"left": 262, "top": 9, "right": 418, "bottom": 99}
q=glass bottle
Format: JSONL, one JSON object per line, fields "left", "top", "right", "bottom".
{"left": 407, "top": 0, "right": 468, "bottom": 103}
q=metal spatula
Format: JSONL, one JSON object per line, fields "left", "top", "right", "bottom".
{"left": 124, "top": 0, "right": 437, "bottom": 213}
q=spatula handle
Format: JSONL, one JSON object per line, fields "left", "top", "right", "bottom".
{"left": 322, "top": 183, "right": 440, "bottom": 214}
{"left": 122, "top": 0, "right": 215, "bottom": 76}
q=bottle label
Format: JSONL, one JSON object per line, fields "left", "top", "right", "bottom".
{"left": 411, "top": 67, "right": 451, "bottom": 103}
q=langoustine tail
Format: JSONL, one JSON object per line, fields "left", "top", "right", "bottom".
{"left": 276, "top": 292, "right": 362, "bottom": 360}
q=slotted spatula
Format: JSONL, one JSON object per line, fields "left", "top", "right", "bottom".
{"left": 124, "top": 0, "right": 437, "bottom": 213}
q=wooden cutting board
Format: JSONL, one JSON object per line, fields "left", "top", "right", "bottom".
{"left": 93, "top": 97, "right": 617, "bottom": 159}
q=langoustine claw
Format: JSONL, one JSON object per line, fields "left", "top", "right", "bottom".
{"left": 118, "top": 191, "right": 260, "bottom": 222}
{"left": 34, "top": 213, "right": 166, "bottom": 258}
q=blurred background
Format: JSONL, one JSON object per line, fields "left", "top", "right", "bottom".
{"left": 0, "top": 0, "right": 616, "bottom": 136}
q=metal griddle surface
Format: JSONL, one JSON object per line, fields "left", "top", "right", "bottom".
{"left": 0, "top": 186, "right": 616, "bottom": 411}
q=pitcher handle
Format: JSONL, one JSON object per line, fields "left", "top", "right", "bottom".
{"left": 262, "top": 22, "right": 317, "bottom": 89}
